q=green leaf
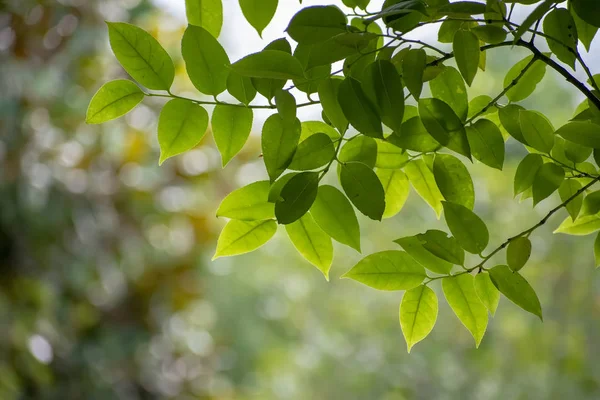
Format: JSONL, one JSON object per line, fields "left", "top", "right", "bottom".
{"left": 474, "top": 272, "right": 500, "bottom": 316}
{"left": 519, "top": 110, "right": 555, "bottom": 153}
{"left": 418, "top": 98, "right": 471, "bottom": 158}
{"left": 361, "top": 60, "right": 405, "bottom": 132}
{"left": 499, "top": 104, "right": 528, "bottom": 144}
{"left": 439, "top": 1, "right": 487, "bottom": 15}
{"left": 433, "top": 154, "right": 475, "bottom": 210}
{"left": 581, "top": 190, "right": 600, "bottom": 216}
{"left": 226, "top": 72, "right": 257, "bottom": 106}
{"left": 417, "top": 229, "right": 465, "bottom": 266}
{"left": 543, "top": 8, "right": 578, "bottom": 69}
{"left": 268, "top": 172, "right": 297, "bottom": 203}
{"left": 338, "top": 136, "right": 377, "bottom": 168}
{"left": 304, "top": 32, "right": 377, "bottom": 70}
{"left": 402, "top": 48, "right": 426, "bottom": 99}
{"left": 571, "top": 4, "right": 598, "bottom": 52}
{"left": 504, "top": 55, "right": 547, "bottom": 102}
{"left": 318, "top": 78, "right": 349, "bottom": 134}
{"left": 340, "top": 162, "right": 386, "bottom": 221}
{"left": 275, "top": 172, "right": 319, "bottom": 225}
{"left": 251, "top": 39, "right": 291, "bottom": 100}
{"left": 388, "top": 117, "right": 440, "bottom": 152}
{"left": 86, "top": 80, "right": 144, "bottom": 124}
{"left": 106, "top": 22, "right": 174, "bottom": 91}
{"left": 571, "top": 0, "right": 600, "bottom": 28}
{"left": 507, "top": 237, "right": 532, "bottom": 272}
{"left": 216, "top": 181, "right": 274, "bottom": 220}
{"left": 185, "top": 0, "right": 223, "bottom": 38}
{"left": 343, "top": 250, "right": 426, "bottom": 291}
{"left": 375, "top": 140, "right": 408, "bottom": 170}
{"left": 275, "top": 90, "right": 297, "bottom": 121}
{"left": 286, "top": 5, "right": 347, "bottom": 44}
{"left": 565, "top": 141, "right": 593, "bottom": 165}
{"left": 158, "top": 99, "right": 209, "bottom": 165}
{"left": 377, "top": 169, "right": 410, "bottom": 219}
{"left": 400, "top": 285, "right": 438, "bottom": 353}
{"left": 442, "top": 201, "right": 489, "bottom": 254}
{"left": 394, "top": 236, "right": 453, "bottom": 275}
{"left": 299, "top": 121, "right": 340, "bottom": 141}
{"left": 429, "top": 66, "right": 468, "bottom": 122}
{"left": 212, "top": 105, "right": 253, "bottom": 166}
{"left": 311, "top": 185, "right": 361, "bottom": 251}
{"left": 532, "top": 163, "right": 565, "bottom": 206}
{"left": 231, "top": 50, "right": 305, "bottom": 80}
{"left": 472, "top": 24, "right": 507, "bottom": 44}
{"left": 285, "top": 213, "right": 333, "bottom": 279}
{"left": 442, "top": 274, "right": 488, "bottom": 347}
{"left": 554, "top": 214, "right": 600, "bottom": 236}
{"left": 181, "top": 25, "right": 230, "bottom": 95}
{"left": 513, "top": 0, "right": 553, "bottom": 42}
{"left": 514, "top": 154, "right": 543, "bottom": 196}
{"left": 213, "top": 219, "right": 277, "bottom": 259}
{"left": 453, "top": 30, "right": 480, "bottom": 86}
{"left": 338, "top": 77, "right": 383, "bottom": 138}
{"left": 489, "top": 265, "right": 543, "bottom": 320}
{"left": 556, "top": 121, "right": 600, "bottom": 149}
{"left": 594, "top": 232, "right": 600, "bottom": 267}
{"left": 559, "top": 180, "right": 583, "bottom": 221}
{"left": 288, "top": 133, "right": 335, "bottom": 171}
{"left": 466, "top": 119, "right": 505, "bottom": 170}
{"left": 262, "top": 114, "right": 301, "bottom": 181}
{"left": 405, "top": 159, "right": 444, "bottom": 218}
{"left": 468, "top": 95, "right": 497, "bottom": 119}
{"left": 239, "top": 0, "right": 278, "bottom": 37}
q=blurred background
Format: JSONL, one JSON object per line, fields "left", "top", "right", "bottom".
{"left": 1, "top": 0, "right": 600, "bottom": 399}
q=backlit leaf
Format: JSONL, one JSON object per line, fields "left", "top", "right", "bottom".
{"left": 239, "top": 0, "right": 278, "bottom": 37}
{"left": 86, "top": 80, "right": 144, "bottom": 124}
{"left": 442, "top": 274, "right": 488, "bottom": 347}
{"left": 212, "top": 105, "right": 253, "bottom": 166}
{"left": 182, "top": 25, "right": 230, "bottom": 95}
{"left": 158, "top": 99, "right": 209, "bottom": 165}
{"left": 405, "top": 159, "right": 444, "bottom": 218}
{"left": 343, "top": 250, "right": 426, "bottom": 291}
{"left": 400, "top": 286, "right": 438, "bottom": 352}
{"left": 377, "top": 169, "right": 410, "bottom": 219}
{"left": 213, "top": 219, "right": 277, "bottom": 259}
{"left": 107, "top": 22, "right": 175, "bottom": 91}
{"left": 216, "top": 181, "right": 274, "bottom": 221}
{"left": 311, "top": 185, "right": 361, "bottom": 251}
{"left": 285, "top": 213, "right": 333, "bottom": 279}
{"left": 474, "top": 272, "right": 500, "bottom": 316}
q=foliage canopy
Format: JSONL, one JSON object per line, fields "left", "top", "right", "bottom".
{"left": 89, "top": 0, "right": 600, "bottom": 351}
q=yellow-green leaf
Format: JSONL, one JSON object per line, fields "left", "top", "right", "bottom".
{"left": 213, "top": 219, "right": 277, "bottom": 259}
{"left": 400, "top": 285, "right": 438, "bottom": 352}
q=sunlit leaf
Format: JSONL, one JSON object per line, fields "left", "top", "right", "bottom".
{"left": 377, "top": 169, "right": 410, "bottom": 219}
{"left": 400, "top": 285, "right": 438, "bottom": 352}
{"left": 212, "top": 105, "right": 253, "bottom": 166}
{"left": 213, "top": 219, "right": 277, "bottom": 259}
{"left": 443, "top": 274, "right": 488, "bottom": 347}
{"left": 285, "top": 213, "right": 333, "bottom": 279}
{"left": 474, "top": 272, "right": 500, "bottom": 316}
{"left": 216, "top": 181, "right": 274, "bottom": 221}
{"left": 343, "top": 250, "right": 426, "bottom": 291}
{"left": 405, "top": 159, "right": 444, "bottom": 218}
{"left": 311, "top": 185, "right": 361, "bottom": 252}
{"left": 433, "top": 154, "right": 475, "bottom": 210}
{"left": 107, "top": 22, "right": 175, "bottom": 91}
{"left": 158, "top": 99, "right": 209, "bottom": 165}
{"left": 182, "top": 25, "right": 230, "bottom": 95}
{"left": 86, "top": 80, "right": 144, "bottom": 124}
